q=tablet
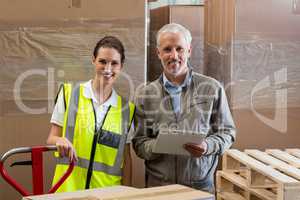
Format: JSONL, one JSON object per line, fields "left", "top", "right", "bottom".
{"left": 152, "top": 129, "right": 206, "bottom": 156}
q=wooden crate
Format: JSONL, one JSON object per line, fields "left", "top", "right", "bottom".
{"left": 217, "top": 149, "right": 300, "bottom": 200}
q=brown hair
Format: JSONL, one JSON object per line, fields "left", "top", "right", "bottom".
{"left": 93, "top": 36, "right": 125, "bottom": 63}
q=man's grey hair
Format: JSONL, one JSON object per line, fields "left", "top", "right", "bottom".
{"left": 156, "top": 23, "right": 192, "bottom": 47}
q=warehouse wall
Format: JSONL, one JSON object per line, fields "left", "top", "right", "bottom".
{"left": 204, "top": 0, "right": 300, "bottom": 151}
{"left": 0, "top": 0, "right": 144, "bottom": 22}
{"left": 1, "top": 0, "right": 300, "bottom": 199}
{"left": 231, "top": 0, "right": 300, "bottom": 150}
{"left": 0, "top": 0, "right": 146, "bottom": 199}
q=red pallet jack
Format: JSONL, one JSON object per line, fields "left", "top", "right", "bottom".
{"left": 0, "top": 146, "right": 74, "bottom": 197}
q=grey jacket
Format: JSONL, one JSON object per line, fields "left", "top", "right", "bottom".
{"left": 132, "top": 71, "right": 236, "bottom": 193}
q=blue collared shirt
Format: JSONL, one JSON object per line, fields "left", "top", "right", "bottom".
{"left": 162, "top": 71, "right": 191, "bottom": 114}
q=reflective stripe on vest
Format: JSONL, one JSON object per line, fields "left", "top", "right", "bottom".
{"left": 57, "top": 156, "right": 121, "bottom": 176}
{"left": 56, "top": 84, "right": 130, "bottom": 177}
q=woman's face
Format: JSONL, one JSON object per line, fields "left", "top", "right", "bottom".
{"left": 92, "top": 47, "right": 123, "bottom": 86}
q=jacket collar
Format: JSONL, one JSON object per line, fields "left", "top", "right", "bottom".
{"left": 159, "top": 68, "right": 193, "bottom": 89}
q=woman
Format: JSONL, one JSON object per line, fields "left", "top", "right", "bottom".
{"left": 47, "top": 36, "right": 135, "bottom": 192}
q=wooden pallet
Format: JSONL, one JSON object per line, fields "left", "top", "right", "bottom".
{"left": 217, "top": 149, "right": 300, "bottom": 200}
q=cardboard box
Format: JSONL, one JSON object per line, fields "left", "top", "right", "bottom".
{"left": 22, "top": 186, "right": 136, "bottom": 200}
{"left": 22, "top": 185, "right": 214, "bottom": 200}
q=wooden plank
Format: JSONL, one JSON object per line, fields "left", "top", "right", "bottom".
{"left": 217, "top": 171, "right": 278, "bottom": 200}
{"left": 218, "top": 192, "right": 246, "bottom": 200}
{"left": 227, "top": 149, "right": 271, "bottom": 167}
{"left": 250, "top": 188, "right": 276, "bottom": 200}
{"left": 249, "top": 168, "right": 278, "bottom": 188}
{"left": 283, "top": 185, "right": 300, "bottom": 200}
{"left": 286, "top": 149, "right": 300, "bottom": 159}
{"left": 93, "top": 185, "right": 213, "bottom": 200}
{"left": 217, "top": 171, "right": 248, "bottom": 189}
{"left": 134, "top": 190, "right": 214, "bottom": 200}
{"left": 217, "top": 171, "right": 250, "bottom": 199}
{"left": 266, "top": 149, "right": 300, "bottom": 168}
{"left": 246, "top": 149, "right": 300, "bottom": 180}
{"left": 222, "top": 150, "right": 243, "bottom": 170}
{"left": 226, "top": 149, "right": 299, "bottom": 185}
{"left": 217, "top": 173, "right": 234, "bottom": 194}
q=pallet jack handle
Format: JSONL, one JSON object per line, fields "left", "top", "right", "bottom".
{"left": 0, "top": 145, "right": 74, "bottom": 196}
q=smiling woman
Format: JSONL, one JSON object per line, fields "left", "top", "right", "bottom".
{"left": 46, "top": 36, "right": 136, "bottom": 192}
{"left": 91, "top": 37, "right": 125, "bottom": 104}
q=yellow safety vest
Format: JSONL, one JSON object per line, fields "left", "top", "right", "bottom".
{"left": 52, "top": 83, "right": 135, "bottom": 192}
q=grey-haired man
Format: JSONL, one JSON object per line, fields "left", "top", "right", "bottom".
{"left": 133, "top": 23, "right": 236, "bottom": 193}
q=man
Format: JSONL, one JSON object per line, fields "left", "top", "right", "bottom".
{"left": 132, "top": 23, "right": 236, "bottom": 193}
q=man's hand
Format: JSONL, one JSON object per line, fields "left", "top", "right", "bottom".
{"left": 183, "top": 141, "right": 207, "bottom": 157}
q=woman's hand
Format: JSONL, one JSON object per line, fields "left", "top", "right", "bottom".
{"left": 55, "top": 137, "right": 78, "bottom": 162}
{"left": 47, "top": 123, "right": 78, "bottom": 162}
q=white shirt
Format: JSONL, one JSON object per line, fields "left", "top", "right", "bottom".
{"left": 50, "top": 80, "right": 133, "bottom": 143}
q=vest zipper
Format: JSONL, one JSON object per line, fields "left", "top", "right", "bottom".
{"left": 85, "top": 101, "right": 111, "bottom": 189}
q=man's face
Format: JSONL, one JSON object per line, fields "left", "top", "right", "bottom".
{"left": 157, "top": 32, "right": 191, "bottom": 79}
